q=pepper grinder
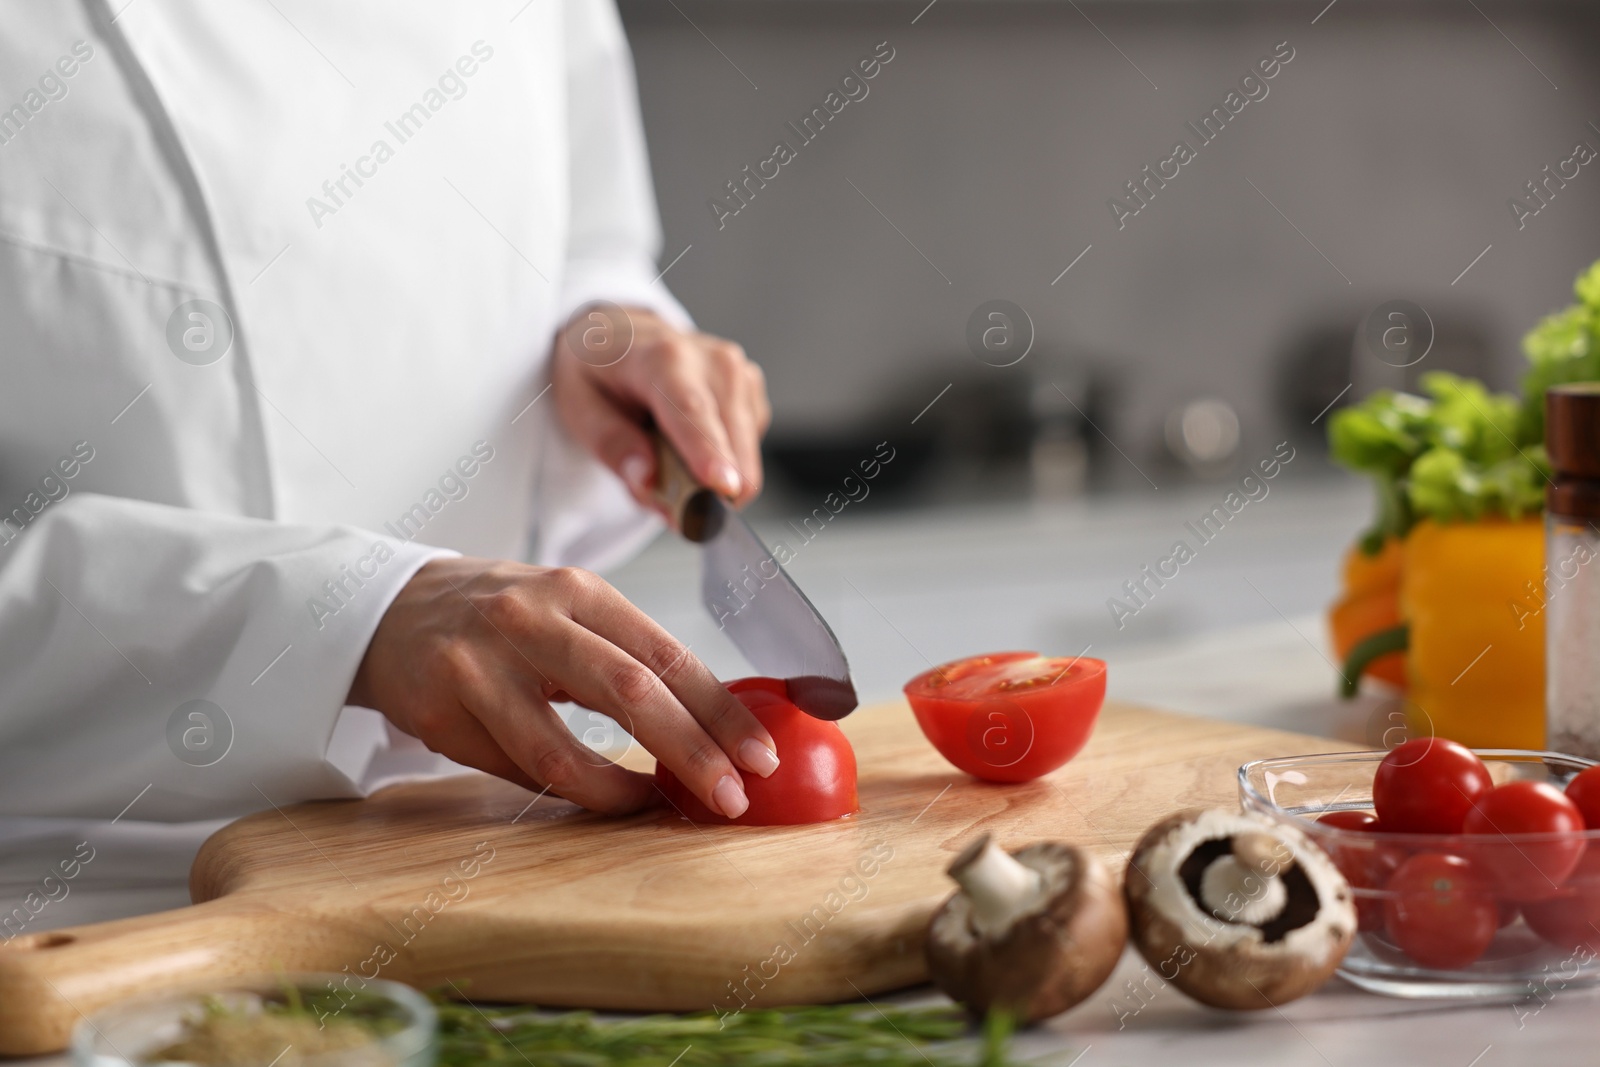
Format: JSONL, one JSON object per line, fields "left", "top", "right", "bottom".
{"left": 1545, "top": 384, "right": 1600, "bottom": 758}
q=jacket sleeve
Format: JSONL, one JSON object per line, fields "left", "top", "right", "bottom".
{"left": 556, "top": 0, "right": 691, "bottom": 331}
{"left": 0, "top": 493, "right": 454, "bottom": 821}
{"left": 527, "top": 0, "right": 682, "bottom": 571}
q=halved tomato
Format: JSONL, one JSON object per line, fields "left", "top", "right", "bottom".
{"left": 904, "top": 652, "right": 1107, "bottom": 783}
{"left": 654, "top": 677, "right": 859, "bottom": 826}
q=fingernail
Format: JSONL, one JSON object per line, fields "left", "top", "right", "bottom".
{"left": 738, "top": 738, "right": 780, "bottom": 778}
{"left": 712, "top": 774, "right": 748, "bottom": 819}
{"left": 621, "top": 453, "right": 652, "bottom": 494}
{"left": 716, "top": 462, "right": 742, "bottom": 497}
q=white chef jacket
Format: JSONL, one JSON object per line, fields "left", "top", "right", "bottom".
{"left": 0, "top": 0, "right": 684, "bottom": 833}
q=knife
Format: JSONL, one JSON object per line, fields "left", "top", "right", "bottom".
{"left": 650, "top": 435, "right": 859, "bottom": 720}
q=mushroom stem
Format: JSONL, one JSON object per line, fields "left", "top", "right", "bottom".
{"left": 947, "top": 834, "right": 1044, "bottom": 936}
{"left": 1197, "top": 832, "right": 1291, "bottom": 925}
{"left": 1232, "top": 832, "right": 1288, "bottom": 878}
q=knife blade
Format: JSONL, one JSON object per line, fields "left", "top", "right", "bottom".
{"left": 651, "top": 436, "right": 858, "bottom": 720}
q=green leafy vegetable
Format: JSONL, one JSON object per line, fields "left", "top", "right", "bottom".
{"left": 1425, "top": 374, "right": 1521, "bottom": 465}
{"left": 431, "top": 999, "right": 1033, "bottom": 1067}
{"left": 1329, "top": 254, "right": 1600, "bottom": 547}
{"left": 1328, "top": 389, "right": 1427, "bottom": 550}
{"left": 1329, "top": 373, "right": 1546, "bottom": 546}
{"left": 1520, "top": 259, "right": 1600, "bottom": 441}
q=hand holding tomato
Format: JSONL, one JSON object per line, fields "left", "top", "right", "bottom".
{"left": 655, "top": 678, "right": 858, "bottom": 826}
{"left": 352, "top": 558, "right": 778, "bottom": 818}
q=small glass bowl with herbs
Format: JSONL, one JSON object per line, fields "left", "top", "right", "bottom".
{"left": 71, "top": 976, "right": 435, "bottom": 1067}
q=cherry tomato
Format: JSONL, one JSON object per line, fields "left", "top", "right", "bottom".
{"left": 1372, "top": 738, "right": 1492, "bottom": 834}
{"left": 1383, "top": 853, "right": 1498, "bottom": 969}
{"left": 1316, "top": 811, "right": 1397, "bottom": 931}
{"left": 1565, "top": 765, "right": 1600, "bottom": 829}
{"left": 1462, "top": 781, "right": 1586, "bottom": 902}
{"left": 1348, "top": 852, "right": 1405, "bottom": 933}
{"left": 1523, "top": 849, "right": 1600, "bottom": 952}
{"left": 654, "top": 678, "right": 857, "bottom": 826}
{"left": 903, "top": 652, "right": 1106, "bottom": 783}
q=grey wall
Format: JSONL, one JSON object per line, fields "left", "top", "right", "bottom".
{"left": 619, "top": 0, "right": 1600, "bottom": 468}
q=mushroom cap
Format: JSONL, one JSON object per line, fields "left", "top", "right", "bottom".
{"left": 1124, "top": 808, "right": 1355, "bottom": 1011}
{"left": 927, "top": 841, "right": 1127, "bottom": 1022}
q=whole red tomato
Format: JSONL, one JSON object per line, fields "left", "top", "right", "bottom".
{"left": 654, "top": 678, "right": 857, "bottom": 826}
{"left": 1372, "top": 738, "right": 1492, "bottom": 834}
{"left": 1462, "top": 781, "right": 1586, "bottom": 902}
{"left": 1565, "top": 766, "right": 1600, "bottom": 829}
{"left": 1315, "top": 810, "right": 1396, "bottom": 931}
{"left": 1523, "top": 849, "right": 1600, "bottom": 953}
{"left": 1383, "top": 853, "right": 1498, "bottom": 969}
{"left": 1317, "top": 810, "right": 1380, "bottom": 832}
{"left": 904, "top": 652, "right": 1106, "bottom": 783}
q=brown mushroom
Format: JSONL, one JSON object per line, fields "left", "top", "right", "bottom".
{"left": 1124, "top": 808, "right": 1355, "bottom": 1010}
{"left": 926, "top": 834, "right": 1127, "bottom": 1022}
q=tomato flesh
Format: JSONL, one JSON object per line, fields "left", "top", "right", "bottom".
{"left": 904, "top": 652, "right": 1106, "bottom": 783}
{"left": 654, "top": 677, "right": 858, "bottom": 826}
{"left": 1383, "top": 853, "right": 1498, "bottom": 970}
{"left": 1462, "top": 781, "right": 1586, "bottom": 902}
{"left": 1372, "top": 738, "right": 1492, "bottom": 834}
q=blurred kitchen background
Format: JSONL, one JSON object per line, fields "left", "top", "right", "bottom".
{"left": 601, "top": 0, "right": 1600, "bottom": 727}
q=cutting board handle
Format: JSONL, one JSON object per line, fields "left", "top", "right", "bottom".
{"left": 648, "top": 431, "right": 725, "bottom": 543}
{"left": 0, "top": 895, "right": 370, "bottom": 1056}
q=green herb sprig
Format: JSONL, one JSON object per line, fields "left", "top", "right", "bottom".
{"left": 432, "top": 999, "right": 1030, "bottom": 1067}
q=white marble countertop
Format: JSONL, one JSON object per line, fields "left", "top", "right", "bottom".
{"left": 6, "top": 472, "right": 1591, "bottom": 1065}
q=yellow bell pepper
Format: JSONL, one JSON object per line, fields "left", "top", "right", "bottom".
{"left": 1400, "top": 518, "right": 1545, "bottom": 749}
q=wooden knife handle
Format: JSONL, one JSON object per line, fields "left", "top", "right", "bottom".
{"left": 647, "top": 432, "right": 725, "bottom": 544}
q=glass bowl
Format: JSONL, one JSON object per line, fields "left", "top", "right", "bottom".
{"left": 1240, "top": 749, "right": 1600, "bottom": 999}
{"left": 70, "top": 975, "right": 436, "bottom": 1067}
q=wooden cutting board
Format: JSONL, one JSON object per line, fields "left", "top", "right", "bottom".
{"left": 0, "top": 700, "right": 1346, "bottom": 1054}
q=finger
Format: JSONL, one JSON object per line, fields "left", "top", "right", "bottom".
{"left": 704, "top": 347, "right": 764, "bottom": 508}
{"left": 562, "top": 571, "right": 779, "bottom": 770}
{"left": 647, "top": 342, "right": 745, "bottom": 499}
{"left": 555, "top": 369, "right": 658, "bottom": 508}
{"left": 553, "top": 570, "right": 780, "bottom": 774}
{"left": 543, "top": 619, "right": 764, "bottom": 820}
{"left": 748, "top": 361, "right": 772, "bottom": 436}
{"left": 466, "top": 667, "right": 656, "bottom": 815}
{"left": 404, "top": 697, "right": 544, "bottom": 793}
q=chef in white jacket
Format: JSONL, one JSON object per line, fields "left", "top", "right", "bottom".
{"left": 0, "top": 0, "right": 782, "bottom": 871}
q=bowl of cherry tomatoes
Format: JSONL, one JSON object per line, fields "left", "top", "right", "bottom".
{"left": 1240, "top": 739, "right": 1600, "bottom": 998}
